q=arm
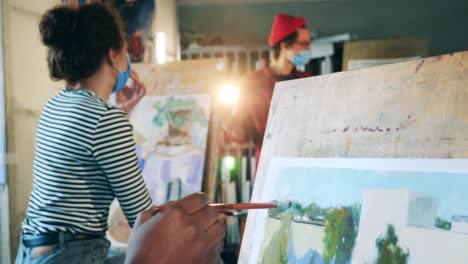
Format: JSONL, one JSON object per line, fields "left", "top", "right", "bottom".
{"left": 93, "top": 108, "right": 153, "bottom": 227}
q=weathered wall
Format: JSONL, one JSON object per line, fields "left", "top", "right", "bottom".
{"left": 2, "top": 0, "right": 60, "bottom": 259}
{"left": 178, "top": 0, "right": 468, "bottom": 55}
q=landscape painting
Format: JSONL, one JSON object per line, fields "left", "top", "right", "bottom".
{"left": 249, "top": 158, "right": 468, "bottom": 264}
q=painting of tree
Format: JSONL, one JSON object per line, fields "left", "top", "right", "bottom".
{"left": 349, "top": 203, "right": 362, "bottom": 229}
{"left": 152, "top": 97, "right": 208, "bottom": 128}
{"left": 288, "top": 201, "right": 305, "bottom": 216}
{"left": 323, "top": 207, "right": 357, "bottom": 264}
{"left": 435, "top": 217, "right": 452, "bottom": 231}
{"left": 305, "top": 203, "right": 323, "bottom": 220}
{"left": 268, "top": 200, "right": 307, "bottom": 218}
{"left": 375, "top": 224, "right": 410, "bottom": 264}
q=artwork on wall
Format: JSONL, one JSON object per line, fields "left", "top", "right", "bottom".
{"left": 249, "top": 158, "right": 468, "bottom": 264}
{"left": 130, "top": 94, "right": 211, "bottom": 205}
{"left": 61, "top": 0, "right": 155, "bottom": 62}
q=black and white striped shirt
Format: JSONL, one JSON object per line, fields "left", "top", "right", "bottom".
{"left": 22, "top": 88, "right": 153, "bottom": 235}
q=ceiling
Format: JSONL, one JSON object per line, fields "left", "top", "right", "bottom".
{"left": 176, "top": 0, "right": 344, "bottom": 6}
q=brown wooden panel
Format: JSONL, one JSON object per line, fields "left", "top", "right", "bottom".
{"left": 343, "top": 37, "right": 430, "bottom": 70}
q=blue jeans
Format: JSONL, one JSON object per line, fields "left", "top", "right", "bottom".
{"left": 15, "top": 234, "right": 125, "bottom": 264}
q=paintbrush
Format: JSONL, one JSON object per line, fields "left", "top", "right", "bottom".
{"left": 152, "top": 202, "right": 278, "bottom": 214}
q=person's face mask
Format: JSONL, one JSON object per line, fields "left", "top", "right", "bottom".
{"left": 112, "top": 54, "right": 131, "bottom": 94}
{"left": 287, "top": 29, "right": 312, "bottom": 66}
{"left": 291, "top": 51, "right": 312, "bottom": 66}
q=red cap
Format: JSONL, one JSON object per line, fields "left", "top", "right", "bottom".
{"left": 268, "top": 14, "right": 306, "bottom": 47}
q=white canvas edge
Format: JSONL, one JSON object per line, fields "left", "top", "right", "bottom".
{"left": 247, "top": 158, "right": 468, "bottom": 263}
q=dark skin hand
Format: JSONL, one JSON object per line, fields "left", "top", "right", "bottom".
{"left": 125, "top": 193, "right": 226, "bottom": 264}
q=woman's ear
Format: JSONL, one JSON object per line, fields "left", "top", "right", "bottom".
{"left": 107, "top": 48, "right": 119, "bottom": 68}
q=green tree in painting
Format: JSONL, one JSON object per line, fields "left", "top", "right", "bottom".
{"left": 375, "top": 224, "right": 409, "bottom": 264}
{"left": 305, "top": 203, "right": 322, "bottom": 220}
{"left": 268, "top": 200, "right": 306, "bottom": 218}
{"left": 289, "top": 201, "right": 305, "bottom": 216}
{"left": 152, "top": 97, "right": 208, "bottom": 127}
{"left": 349, "top": 203, "right": 362, "bottom": 229}
{"left": 435, "top": 217, "right": 452, "bottom": 231}
{"left": 322, "top": 207, "right": 357, "bottom": 264}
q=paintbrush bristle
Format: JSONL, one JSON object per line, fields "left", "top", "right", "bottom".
{"left": 273, "top": 200, "right": 292, "bottom": 210}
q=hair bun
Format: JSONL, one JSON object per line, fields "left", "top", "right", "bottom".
{"left": 39, "top": 7, "right": 77, "bottom": 49}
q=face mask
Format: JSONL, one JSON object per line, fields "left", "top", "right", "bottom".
{"left": 291, "top": 51, "right": 312, "bottom": 66}
{"left": 112, "top": 54, "right": 131, "bottom": 94}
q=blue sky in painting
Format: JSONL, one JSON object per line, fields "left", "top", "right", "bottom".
{"left": 273, "top": 166, "right": 468, "bottom": 219}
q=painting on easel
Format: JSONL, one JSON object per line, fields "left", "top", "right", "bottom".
{"left": 130, "top": 94, "right": 211, "bottom": 204}
{"left": 106, "top": 59, "right": 224, "bottom": 249}
{"left": 249, "top": 158, "right": 468, "bottom": 264}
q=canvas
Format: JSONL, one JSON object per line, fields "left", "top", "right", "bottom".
{"left": 249, "top": 158, "right": 468, "bottom": 264}
{"left": 106, "top": 60, "right": 224, "bottom": 247}
{"left": 106, "top": 94, "right": 211, "bottom": 247}
{"left": 110, "top": 61, "right": 222, "bottom": 205}
{"left": 128, "top": 60, "right": 225, "bottom": 202}
{"left": 130, "top": 94, "right": 211, "bottom": 204}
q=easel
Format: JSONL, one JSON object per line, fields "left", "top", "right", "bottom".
{"left": 239, "top": 51, "right": 468, "bottom": 262}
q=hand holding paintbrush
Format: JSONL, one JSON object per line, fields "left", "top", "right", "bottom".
{"left": 126, "top": 193, "right": 226, "bottom": 264}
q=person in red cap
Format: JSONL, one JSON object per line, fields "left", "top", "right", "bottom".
{"left": 223, "top": 13, "right": 312, "bottom": 169}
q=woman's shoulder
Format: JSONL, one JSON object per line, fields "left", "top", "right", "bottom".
{"left": 49, "top": 89, "right": 114, "bottom": 113}
{"left": 42, "top": 89, "right": 128, "bottom": 126}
